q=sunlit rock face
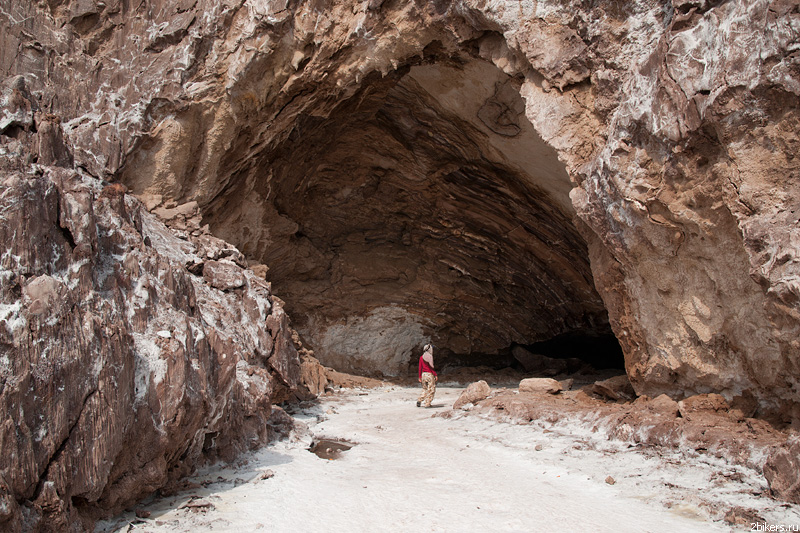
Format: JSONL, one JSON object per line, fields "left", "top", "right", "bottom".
{"left": 3, "top": 0, "right": 800, "bottom": 526}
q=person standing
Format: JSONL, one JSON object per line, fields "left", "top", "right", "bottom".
{"left": 417, "top": 343, "right": 437, "bottom": 408}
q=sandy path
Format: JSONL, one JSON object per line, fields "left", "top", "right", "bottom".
{"left": 98, "top": 385, "right": 795, "bottom": 532}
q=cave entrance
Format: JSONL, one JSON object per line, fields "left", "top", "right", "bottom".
{"left": 441, "top": 332, "right": 625, "bottom": 375}
{"left": 201, "top": 52, "right": 618, "bottom": 378}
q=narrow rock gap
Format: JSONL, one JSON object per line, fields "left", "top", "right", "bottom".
{"left": 33, "top": 388, "right": 99, "bottom": 501}
{"left": 56, "top": 200, "right": 76, "bottom": 251}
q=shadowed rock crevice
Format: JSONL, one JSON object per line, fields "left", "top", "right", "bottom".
{"left": 203, "top": 55, "right": 613, "bottom": 375}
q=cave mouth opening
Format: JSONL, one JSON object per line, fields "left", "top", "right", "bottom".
{"left": 195, "top": 48, "right": 621, "bottom": 379}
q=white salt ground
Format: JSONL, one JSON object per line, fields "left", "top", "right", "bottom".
{"left": 97, "top": 385, "right": 800, "bottom": 533}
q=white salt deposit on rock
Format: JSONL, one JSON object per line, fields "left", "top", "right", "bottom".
{"left": 96, "top": 387, "right": 800, "bottom": 532}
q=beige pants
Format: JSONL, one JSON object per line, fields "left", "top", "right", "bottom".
{"left": 418, "top": 372, "right": 436, "bottom": 407}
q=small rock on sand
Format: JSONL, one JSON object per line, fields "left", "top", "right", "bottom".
{"left": 453, "top": 380, "right": 492, "bottom": 409}
{"left": 519, "top": 378, "right": 562, "bottom": 395}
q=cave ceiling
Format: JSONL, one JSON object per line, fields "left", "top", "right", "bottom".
{"left": 204, "top": 55, "right": 611, "bottom": 374}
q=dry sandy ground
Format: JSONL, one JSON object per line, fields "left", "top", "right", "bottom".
{"left": 96, "top": 385, "right": 800, "bottom": 533}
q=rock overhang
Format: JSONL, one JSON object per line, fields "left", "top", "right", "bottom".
{"left": 193, "top": 53, "right": 614, "bottom": 375}
{"left": 4, "top": 2, "right": 800, "bottom": 529}
{"left": 103, "top": 0, "right": 800, "bottom": 415}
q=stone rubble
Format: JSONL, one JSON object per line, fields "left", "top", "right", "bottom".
{"left": 452, "top": 378, "right": 800, "bottom": 505}
{"left": 453, "top": 379, "right": 492, "bottom": 409}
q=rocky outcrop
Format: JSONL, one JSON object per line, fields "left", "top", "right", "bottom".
{"left": 764, "top": 437, "right": 800, "bottom": 504}
{"left": 0, "top": 146, "right": 303, "bottom": 530}
{"left": 2, "top": 0, "right": 800, "bottom": 522}
{"left": 453, "top": 380, "right": 491, "bottom": 409}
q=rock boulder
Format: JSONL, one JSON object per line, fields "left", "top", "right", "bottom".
{"left": 592, "top": 375, "right": 637, "bottom": 402}
{"left": 519, "top": 378, "right": 562, "bottom": 395}
{"left": 764, "top": 438, "right": 800, "bottom": 504}
{"left": 453, "top": 380, "right": 492, "bottom": 409}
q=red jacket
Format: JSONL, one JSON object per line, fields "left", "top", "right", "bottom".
{"left": 418, "top": 355, "right": 437, "bottom": 379}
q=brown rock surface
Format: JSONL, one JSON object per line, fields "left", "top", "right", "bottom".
{"left": 1, "top": 0, "right": 797, "bottom": 418}
{"left": 678, "top": 393, "right": 731, "bottom": 418}
{"left": 592, "top": 375, "right": 636, "bottom": 402}
{"left": 519, "top": 378, "right": 562, "bottom": 395}
{"left": 202, "top": 260, "right": 246, "bottom": 291}
{"left": 2, "top": 0, "right": 800, "bottom": 525}
{"left": 648, "top": 394, "right": 681, "bottom": 418}
{"left": 0, "top": 163, "right": 302, "bottom": 531}
{"left": 764, "top": 437, "right": 800, "bottom": 504}
{"left": 453, "top": 380, "right": 492, "bottom": 409}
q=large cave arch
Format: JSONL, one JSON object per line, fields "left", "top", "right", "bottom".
{"left": 189, "top": 53, "right": 619, "bottom": 376}
{"left": 7, "top": 3, "right": 800, "bottom": 529}
{"left": 107, "top": 0, "right": 800, "bottom": 419}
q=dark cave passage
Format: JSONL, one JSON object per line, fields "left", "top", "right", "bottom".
{"left": 521, "top": 333, "right": 626, "bottom": 371}
{"left": 436, "top": 333, "right": 625, "bottom": 374}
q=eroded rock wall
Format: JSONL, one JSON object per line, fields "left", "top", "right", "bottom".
{"left": 570, "top": 1, "right": 800, "bottom": 419}
{"left": 106, "top": 0, "right": 800, "bottom": 419}
{"left": 1, "top": 0, "right": 800, "bottom": 524}
{"left": 0, "top": 143, "right": 302, "bottom": 529}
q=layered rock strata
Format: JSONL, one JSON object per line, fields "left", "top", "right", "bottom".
{"left": 2, "top": 0, "right": 800, "bottom": 524}
{"left": 0, "top": 142, "right": 304, "bottom": 529}
{"left": 93, "top": 0, "right": 800, "bottom": 420}
{"left": 213, "top": 57, "right": 611, "bottom": 375}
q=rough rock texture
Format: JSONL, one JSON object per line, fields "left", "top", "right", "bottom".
{"left": 2, "top": 0, "right": 800, "bottom": 522}
{"left": 678, "top": 393, "right": 731, "bottom": 419}
{"left": 592, "top": 375, "right": 637, "bottom": 402}
{"left": 519, "top": 377, "right": 562, "bottom": 395}
{"left": 3, "top": 0, "right": 799, "bottom": 415}
{"left": 764, "top": 437, "right": 800, "bottom": 504}
{"left": 453, "top": 380, "right": 491, "bottom": 409}
{"left": 0, "top": 154, "right": 304, "bottom": 530}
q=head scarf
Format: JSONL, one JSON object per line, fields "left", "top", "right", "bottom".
{"left": 422, "top": 344, "right": 434, "bottom": 368}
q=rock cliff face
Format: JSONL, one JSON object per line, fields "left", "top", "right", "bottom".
{"left": 2, "top": 0, "right": 800, "bottom": 527}
{"left": 0, "top": 149, "right": 303, "bottom": 528}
